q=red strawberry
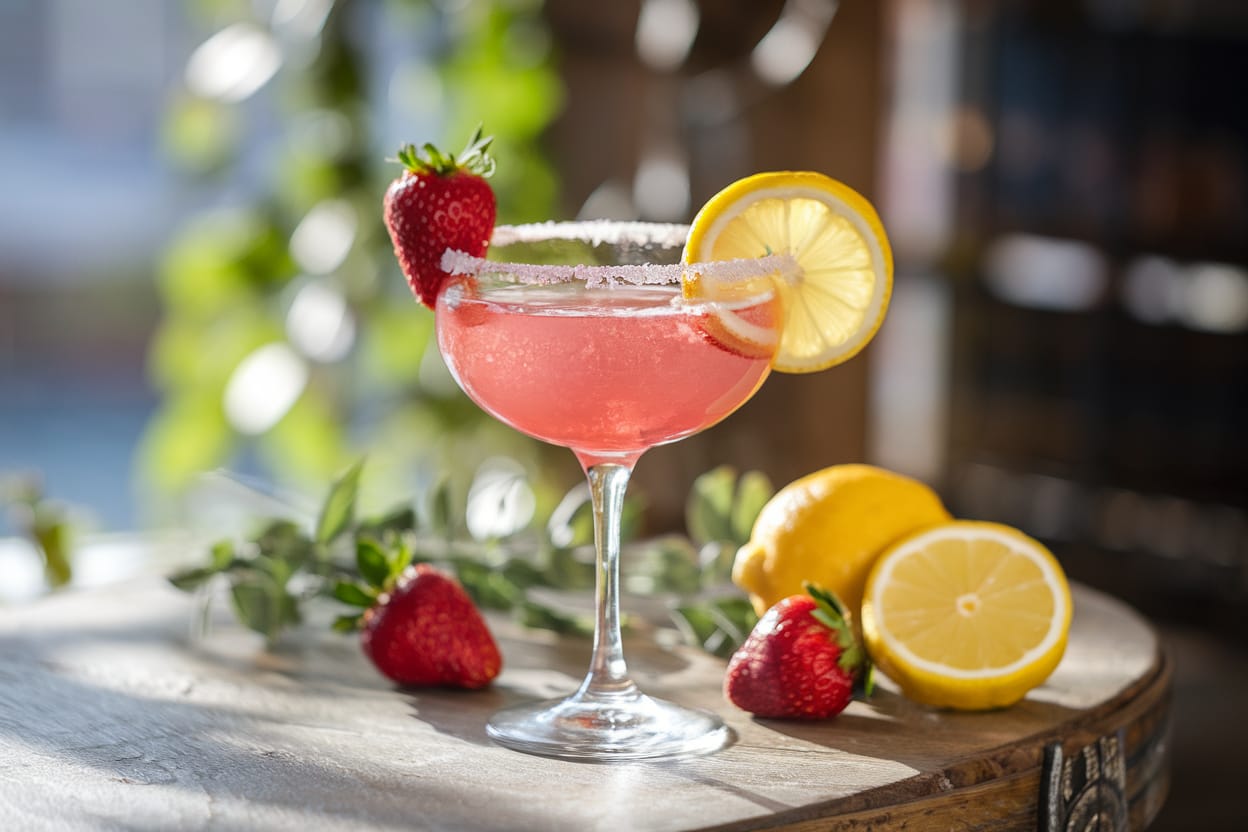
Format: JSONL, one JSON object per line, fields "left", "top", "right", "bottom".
{"left": 725, "top": 584, "right": 871, "bottom": 719}
{"left": 335, "top": 561, "right": 501, "bottom": 689}
{"left": 383, "top": 128, "right": 497, "bottom": 308}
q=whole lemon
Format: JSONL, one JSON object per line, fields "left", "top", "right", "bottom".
{"left": 733, "top": 464, "right": 951, "bottom": 617}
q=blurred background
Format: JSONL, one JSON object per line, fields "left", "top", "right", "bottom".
{"left": 1, "top": 0, "right": 1245, "bottom": 827}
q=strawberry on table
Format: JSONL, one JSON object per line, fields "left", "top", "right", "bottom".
{"left": 334, "top": 550, "right": 501, "bottom": 689}
{"left": 383, "top": 127, "right": 497, "bottom": 308}
{"left": 724, "top": 584, "right": 871, "bottom": 720}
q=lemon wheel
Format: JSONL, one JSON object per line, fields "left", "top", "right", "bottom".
{"left": 684, "top": 171, "right": 893, "bottom": 373}
{"left": 861, "top": 520, "right": 1073, "bottom": 710}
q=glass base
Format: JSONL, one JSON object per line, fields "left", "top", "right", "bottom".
{"left": 486, "top": 686, "right": 730, "bottom": 761}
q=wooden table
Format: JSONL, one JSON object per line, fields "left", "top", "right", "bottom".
{"left": 0, "top": 579, "right": 1169, "bottom": 831}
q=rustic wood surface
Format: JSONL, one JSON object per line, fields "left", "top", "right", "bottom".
{"left": 0, "top": 580, "right": 1168, "bottom": 831}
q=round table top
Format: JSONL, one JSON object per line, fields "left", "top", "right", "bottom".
{"left": 0, "top": 578, "right": 1169, "bottom": 831}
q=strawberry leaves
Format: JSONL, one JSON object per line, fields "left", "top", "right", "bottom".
{"left": 394, "top": 125, "right": 496, "bottom": 178}
{"left": 330, "top": 535, "right": 415, "bottom": 633}
{"left": 806, "top": 582, "right": 875, "bottom": 698}
{"left": 354, "top": 537, "right": 393, "bottom": 588}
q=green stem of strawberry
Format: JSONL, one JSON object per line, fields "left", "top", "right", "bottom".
{"left": 394, "top": 125, "right": 495, "bottom": 178}
{"left": 804, "top": 581, "right": 873, "bottom": 693}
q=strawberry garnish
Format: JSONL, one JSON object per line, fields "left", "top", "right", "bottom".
{"left": 334, "top": 550, "right": 501, "bottom": 689}
{"left": 383, "top": 127, "right": 498, "bottom": 308}
{"left": 724, "top": 583, "right": 872, "bottom": 719}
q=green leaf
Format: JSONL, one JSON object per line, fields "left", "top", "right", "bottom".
{"left": 230, "top": 579, "right": 299, "bottom": 643}
{"left": 697, "top": 541, "right": 738, "bottom": 586}
{"left": 355, "top": 538, "right": 391, "bottom": 589}
{"left": 315, "top": 458, "right": 365, "bottom": 544}
{"left": 357, "top": 504, "right": 417, "bottom": 539}
{"left": 32, "top": 513, "right": 72, "bottom": 588}
{"left": 538, "top": 545, "right": 595, "bottom": 591}
{"left": 332, "top": 613, "right": 363, "bottom": 633}
{"left": 428, "top": 479, "right": 453, "bottom": 538}
{"left": 209, "top": 540, "right": 235, "bottom": 570}
{"left": 858, "top": 663, "right": 876, "bottom": 699}
{"left": 839, "top": 642, "right": 864, "bottom": 671}
{"left": 255, "top": 520, "right": 314, "bottom": 571}
{"left": 730, "top": 470, "right": 773, "bottom": 543}
{"left": 671, "top": 597, "right": 759, "bottom": 658}
{"left": 387, "top": 538, "right": 414, "bottom": 576}
{"left": 517, "top": 600, "right": 593, "bottom": 638}
{"left": 254, "top": 553, "right": 292, "bottom": 585}
{"left": 686, "top": 466, "right": 737, "bottom": 546}
{"left": 500, "top": 558, "right": 546, "bottom": 589}
{"left": 453, "top": 558, "right": 519, "bottom": 611}
{"left": 168, "top": 566, "right": 218, "bottom": 593}
{"left": 331, "top": 581, "right": 376, "bottom": 608}
{"left": 627, "top": 535, "right": 701, "bottom": 595}
{"left": 671, "top": 604, "right": 739, "bottom": 658}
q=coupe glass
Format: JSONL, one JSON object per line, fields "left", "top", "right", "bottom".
{"left": 435, "top": 221, "right": 787, "bottom": 761}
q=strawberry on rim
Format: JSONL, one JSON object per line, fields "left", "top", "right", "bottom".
{"left": 383, "top": 127, "right": 498, "bottom": 308}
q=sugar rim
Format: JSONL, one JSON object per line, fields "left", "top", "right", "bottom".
{"left": 441, "top": 221, "right": 797, "bottom": 289}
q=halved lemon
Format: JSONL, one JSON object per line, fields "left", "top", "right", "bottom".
{"left": 861, "top": 520, "right": 1072, "bottom": 710}
{"left": 683, "top": 171, "right": 893, "bottom": 373}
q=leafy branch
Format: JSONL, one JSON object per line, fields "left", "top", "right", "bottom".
{"left": 169, "top": 462, "right": 774, "bottom": 656}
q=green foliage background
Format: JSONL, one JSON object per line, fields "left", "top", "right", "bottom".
{"left": 143, "top": 0, "right": 564, "bottom": 521}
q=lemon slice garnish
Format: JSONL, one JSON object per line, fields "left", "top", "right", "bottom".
{"left": 862, "top": 520, "right": 1073, "bottom": 710}
{"left": 683, "top": 171, "right": 893, "bottom": 373}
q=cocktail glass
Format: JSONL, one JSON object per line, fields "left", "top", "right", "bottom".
{"left": 435, "top": 221, "right": 788, "bottom": 761}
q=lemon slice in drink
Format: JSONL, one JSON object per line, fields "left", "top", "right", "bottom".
{"left": 861, "top": 520, "right": 1073, "bottom": 710}
{"left": 683, "top": 171, "right": 893, "bottom": 373}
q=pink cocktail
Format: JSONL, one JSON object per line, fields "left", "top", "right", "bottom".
{"left": 438, "top": 282, "right": 776, "bottom": 467}
{"left": 435, "top": 221, "right": 785, "bottom": 760}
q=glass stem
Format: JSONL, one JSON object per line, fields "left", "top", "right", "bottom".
{"left": 579, "top": 462, "right": 636, "bottom": 697}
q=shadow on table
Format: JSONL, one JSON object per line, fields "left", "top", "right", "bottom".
{"left": 0, "top": 593, "right": 583, "bottom": 829}
{"left": 0, "top": 627, "right": 474, "bottom": 829}
{"left": 752, "top": 685, "right": 1083, "bottom": 774}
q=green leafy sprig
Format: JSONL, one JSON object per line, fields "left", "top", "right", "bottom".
{"left": 168, "top": 461, "right": 776, "bottom": 654}
{"left": 170, "top": 459, "right": 596, "bottom": 644}
{"left": 668, "top": 466, "right": 775, "bottom": 657}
